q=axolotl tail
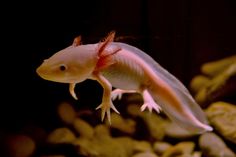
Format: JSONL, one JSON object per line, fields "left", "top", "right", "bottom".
{"left": 147, "top": 79, "right": 213, "bottom": 133}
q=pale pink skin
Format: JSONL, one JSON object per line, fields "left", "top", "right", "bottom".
{"left": 37, "top": 33, "right": 213, "bottom": 133}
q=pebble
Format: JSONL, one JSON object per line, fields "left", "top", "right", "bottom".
{"left": 73, "top": 118, "right": 94, "bottom": 139}
{"left": 206, "top": 101, "right": 236, "bottom": 144}
{"left": 93, "top": 124, "right": 111, "bottom": 139}
{"left": 133, "top": 140, "right": 152, "bottom": 153}
{"left": 5, "top": 134, "right": 36, "bottom": 157}
{"left": 201, "top": 55, "right": 236, "bottom": 77}
{"left": 132, "top": 152, "right": 159, "bottom": 157}
{"left": 74, "top": 134, "right": 129, "bottom": 157}
{"left": 137, "top": 108, "right": 167, "bottom": 141}
{"left": 109, "top": 113, "right": 136, "bottom": 134}
{"left": 153, "top": 141, "right": 172, "bottom": 155}
{"left": 57, "top": 102, "right": 77, "bottom": 125}
{"left": 190, "top": 75, "right": 211, "bottom": 93}
{"left": 199, "top": 132, "right": 235, "bottom": 157}
{"left": 162, "top": 142, "right": 195, "bottom": 157}
{"left": 47, "top": 128, "right": 76, "bottom": 144}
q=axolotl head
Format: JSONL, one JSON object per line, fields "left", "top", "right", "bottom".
{"left": 36, "top": 44, "right": 98, "bottom": 83}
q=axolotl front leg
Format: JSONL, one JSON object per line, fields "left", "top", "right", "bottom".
{"left": 93, "top": 72, "right": 120, "bottom": 123}
{"left": 68, "top": 74, "right": 120, "bottom": 123}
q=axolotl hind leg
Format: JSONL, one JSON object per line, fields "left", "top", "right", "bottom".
{"left": 111, "top": 88, "right": 162, "bottom": 113}
{"left": 141, "top": 89, "right": 162, "bottom": 113}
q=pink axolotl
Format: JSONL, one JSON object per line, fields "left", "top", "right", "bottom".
{"left": 36, "top": 31, "right": 213, "bottom": 133}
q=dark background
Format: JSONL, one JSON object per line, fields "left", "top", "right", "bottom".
{"left": 1, "top": 0, "right": 236, "bottom": 131}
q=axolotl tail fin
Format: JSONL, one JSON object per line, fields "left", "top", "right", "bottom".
{"left": 147, "top": 81, "right": 213, "bottom": 134}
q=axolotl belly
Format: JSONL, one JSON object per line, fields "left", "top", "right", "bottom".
{"left": 102, "top": 48, "right": 146, "bottom": 91}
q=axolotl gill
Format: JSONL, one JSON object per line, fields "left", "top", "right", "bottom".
{"left": 36, "top": 31, "right": 213, "bottom": 134}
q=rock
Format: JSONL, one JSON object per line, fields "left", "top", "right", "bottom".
{"left": 127, "top": 104, "right": 143, "bottom": 117}
{"left": 132, "top": 152, "right": 159, "bottom": 157}
{"left": 74, "top": 135, "right": 129, "bottom": 157}
{"left": 108, "top": 113, "right": 136, "bottom": 134}
{"left": 40, "top": 155, "right": 65, "bottom": 157}
{"left": 114, "top": 137, "right": 135, "bottom": 156}
{"left": 5, "top": 134, "right": 36, "bottom": 157}
{"left": 73, "top": 118, "right": 94, "bottom": 139}
{"left": 165, "top": 121, "right": 198, "bottom": 139}
{"left": 57, "top": 102, "right": 77, "bottom": 125}
{"left": 192, "top": 151, "right": 202, "bottom": 157}
{"left": 190, "top": 75, "right": 211, "bottom": 94}
{"left": 128, "top": 104, "right": 171, "bottom": 140}
{"left": 21, "top": 125, "right": 47, "bottom": 144}
{"left": 162, "top": 142, "right": 195, "bottom": 157}
{"left": 194, "top": 88, "right": 208, "bottom": 106}
{"left": 133, "top": 140, "right": 152, "bottom": 153}
{"left": 93, "top": 124, "right": 111, "bottom": 139}
{"left": 201, "top": 55, "right": 236, "bottom": 77}
{"left": 194, "top": 62, "right": 236, "bottom": 106}
{"left": 124, "top": 93, "right": 143, "bottom": 104}
{"left": 141, "top": 112, "right": 168, "bottom": 141}
{"left": 128, "top": 104, "right": 167, "bottom": 140}
{"left": 206, "top": 101, "right": 236, "bottom": 143}
{"left": 73, "top": 137, "right": 98, "bottom": 156}
{"left": 199, "top": 132, "right": 235, "bottom": 157}
{"left": 47, "top": 128, "right": 76, "bottom": 144}
{"left": 153, "top": 141, "right": 172, "bottom": 155}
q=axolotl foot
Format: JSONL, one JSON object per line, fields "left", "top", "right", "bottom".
{"left": 96, "top": 100, "right": 120, "bottom": 124}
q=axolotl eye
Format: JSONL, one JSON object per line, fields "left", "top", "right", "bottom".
{"left": 59, "top": 64, "right": 67, "bottom": 71}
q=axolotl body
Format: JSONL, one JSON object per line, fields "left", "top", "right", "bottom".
{"left": 36, "top": 32, "right": 213, "bottom": 133}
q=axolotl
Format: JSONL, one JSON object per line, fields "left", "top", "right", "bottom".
{"left": 36, "top": 31, "right": 213, "bottom": 133}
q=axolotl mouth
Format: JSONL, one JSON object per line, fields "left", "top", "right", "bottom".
{"left": 36, "top": 64, "right": 52, "bottom": 81}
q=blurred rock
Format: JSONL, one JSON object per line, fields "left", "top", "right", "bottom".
{"left": 141, "top": 113, "right": 167, "bottom": 141}
{"left": 5, "top": 134, "right": 36, "bottom": 157}
{"left": 57, "top": 102, "right": 77, "bottom": 125}
{"left": 73, "top": 137, "right": 98, "bottom": 156}
{"left": 124, "top": 93, "right": 143, "bottom": 104}
{"left": 114, "top": 137, "right": 135, "bottom": 156}
{"left": 162, "top": 142, "right": 195, "bottom": 157}
{"left": 133, "top": 140, "right": 152, "bottom": 153}
{"left": 201, "top": 55, "right": 236, "bottom": 77}
{"left": 132, "top": 152, "right": 159, "bottom": 157}
{"left": 190, "top": 57, "right": 236, "bottom": 106}
{"left": 206, "top": 101, "right": 236, "bottom": 144}
{"left": 21, "top": 125, "right": 47, "bottom": 144}
{"left": 40, "top": 155, "right": 65, "bottom": 157}
{"left": 47, "top": 128, "right": 76, "bottom": 144}
{"left": 192, "top": 151, "right": 202, "bottom": 157}
{"left": 93, "top": 124, "right": 111, "bottom": 139}
{"left": 190, "top": 75, "right": 211, "bottom": 94}
{"left": 108, "top": 113, "right": 136, "bottom": 134}
{"left": 196, "top": 65, "right": 236, "bottom": 106}
{"left": 199, "top": 132, "right": 235, "bottom": 157}
{"left": 127, "top": 104, "right": 143, "bottom": 117}
{"left": 153, "top": 141, "right": 172, "bottom": 155}
{"left": 74, "top": 135, "right": 130, "bottom": 157}
{"left": 73, "top": 118, "right": 94, "bottom": 139}
{"left": 127, "top": 104, "right": 167, "bottom": 140}
{"left": 165, "top": 121, "right": 198, "bottom": 139}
